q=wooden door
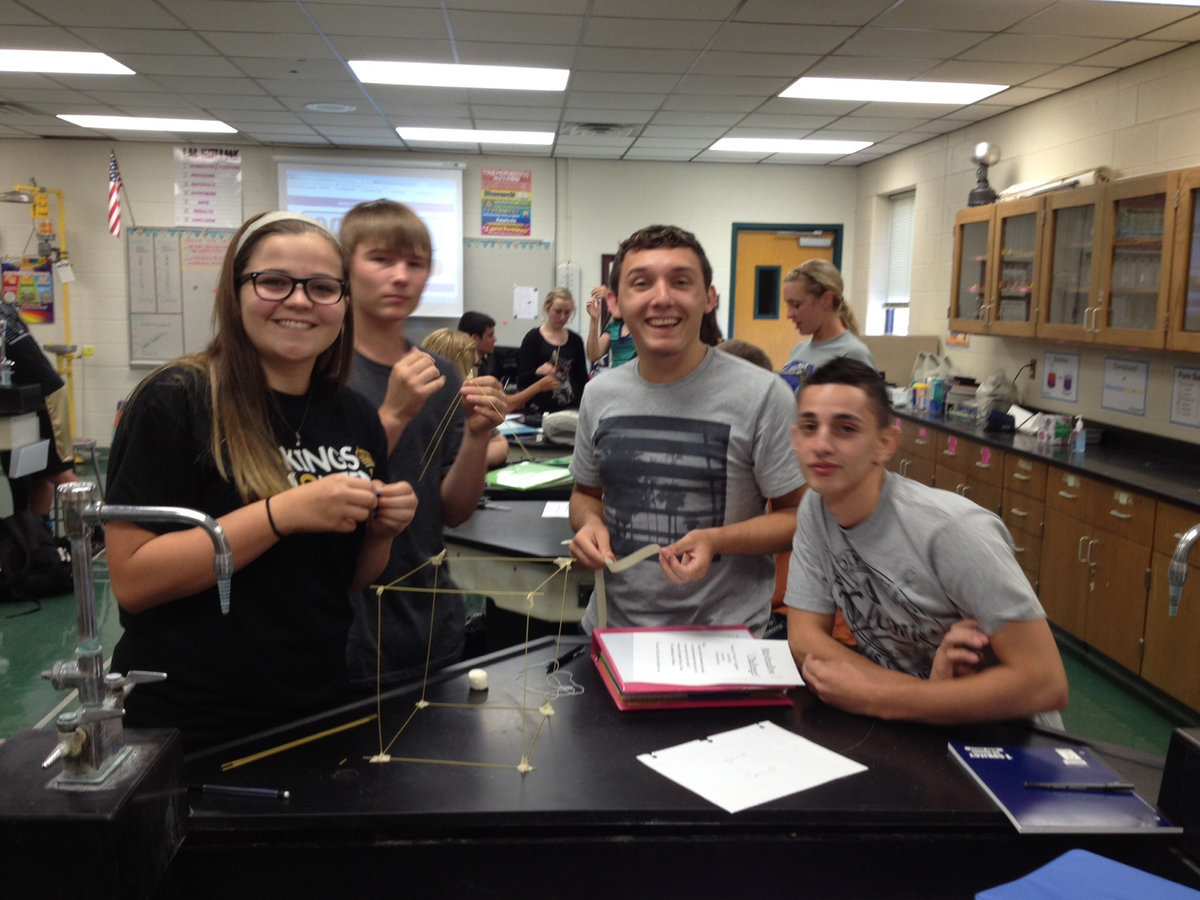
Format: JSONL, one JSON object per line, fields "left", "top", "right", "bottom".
{"left": 1167, "top": 165, "right": 1200, "bottom": 352}
{"left": 1093, "top": 171, "right": 1175, "bottom": 349}
{"left": 1086, "top": 528, "right": 1151, "bottom": 672}
{"left": 948, "top": 205, "right": 993, "bottom": 334}
{"left": 1040, "top": 508, "right": 1090, "bottom": 637}
{"left": 730, "top": 226, "right": 839, "bottom": 368}
{"left": 1038, "top": 183, "right": 1104, "bottom": 341}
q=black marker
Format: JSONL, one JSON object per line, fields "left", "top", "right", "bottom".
{"left": 190, "top": 783, "right": 290, "bottom": 800}
{"left": 546, "top": 644, "right": 586, "bottom": 672}
{"left": 1023, "top": 781, "right": 1135, "bottom": 793}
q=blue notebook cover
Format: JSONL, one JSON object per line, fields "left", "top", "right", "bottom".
{"left": 976, "top": 849, "right": 1200, "bottom": 899}
{"left": 949, "top": 743, "right": 1180, "bottom": 834}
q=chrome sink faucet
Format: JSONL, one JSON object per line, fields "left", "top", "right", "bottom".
{"left": 1168, "top": 522, "right": 1200, "bottom": 618}
{"left": 40, "top": 481, "right": 233, "bottom": 785}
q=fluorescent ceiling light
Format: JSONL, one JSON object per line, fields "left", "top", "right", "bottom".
{"left": 781, "top": 77, "right": 1007, "bottom": 105}
{"left": 397, "top": 126, "right": 554, "bottom": 145}
{"left": 351, "top": 60, "right": 568, "bottom": 92}
{"left": 58, "top": 114, "right": 236, "bottom": 133}
{"left": 0, "top": 49, "right": 134, "bottom": 75}
{"left": 710, "top": 137, "right": 873, "bottom": 155}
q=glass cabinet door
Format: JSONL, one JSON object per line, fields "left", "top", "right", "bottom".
{"left": 1167, "top": 166, "right": 1200, "bottom": 352}
{"left": 949, "top": 206, "right": 992, "bottom": 333}
{"left": 1039, "top": 185, "right": 1102, "bottom": 341}
{"left": 1095, "top": 173, "right": 1173, "bottom": 348}
{"left": 990, "top": 196, "right": 1041, "bottom": 337}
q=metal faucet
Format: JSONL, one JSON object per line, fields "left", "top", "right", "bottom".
{"left": 40, "top": 481, "right": 234, "bottom": 785}
{"left": 1168, "top": 522, "right": 1200, "bottom": 618}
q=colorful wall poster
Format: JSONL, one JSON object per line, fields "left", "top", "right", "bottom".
{"left": 1, "top": 256, "right": 55, "bottom": 323}
{"left": 1171, "top": 366, "right": 1200, "bottom": 429}
{"left": 1041, "top": 350, "right": 1080, "bottom": 403}
{"left": 481, "top": 168, "right": 532, "bottom": 236}
{"left": 1101, "top": 357, "right": 1148, "bottom": 417}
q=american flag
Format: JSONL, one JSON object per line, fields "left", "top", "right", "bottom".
{"left": 107, "top": 152, "right": 123, "bottom": 238}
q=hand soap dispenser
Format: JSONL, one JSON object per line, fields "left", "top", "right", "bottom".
{"left": 1071, "top": 417, "right": 1086, "bottom": 455}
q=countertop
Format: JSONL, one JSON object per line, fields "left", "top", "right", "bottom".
{"left": 895, "top": 407, "right": 1200, "bottom": 513}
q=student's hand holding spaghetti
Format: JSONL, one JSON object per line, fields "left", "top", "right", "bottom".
{"left": 366, "top": 479, "right": 418, "bottom": 537}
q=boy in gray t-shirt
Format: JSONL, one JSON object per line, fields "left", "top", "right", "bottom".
{"left": 569, "top": 225, "right": 804, "bottom": 634}
{"left": 784, "top": 358, "right": 1068, "bottom": 724}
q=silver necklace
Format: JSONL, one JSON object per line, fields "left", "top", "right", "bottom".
{"left": 280, "top": 391, "right": 312, "bottom": 448}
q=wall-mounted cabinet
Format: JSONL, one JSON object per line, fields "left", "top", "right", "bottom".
{"left": 954, "top": 170, "right": 1182, "bottom": 349}
{"left": 1167, "top": 166, "right": 1200, "bottom": 353}
{"left": 1094, "top": 173, "right": 1175, "bottom": 348}
{"left": 949, "top": 197, "right": 1041, "bottom": 337}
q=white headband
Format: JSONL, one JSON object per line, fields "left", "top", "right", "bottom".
{"left": 235, "top": 210, "right": 339, "bottom": 254}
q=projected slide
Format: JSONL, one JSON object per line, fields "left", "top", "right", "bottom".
{"left": 277, "top": 160, "right": 464, "bottom": 317}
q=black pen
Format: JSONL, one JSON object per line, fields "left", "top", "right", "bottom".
{"left": 190, "top": 783, "right": 290, "bottom": 800}
{"left": 546, "top": 644, "right": 587, "bottom": 672}
{"left": 1023, "top": 781, "right": 1135, "bottom": 793}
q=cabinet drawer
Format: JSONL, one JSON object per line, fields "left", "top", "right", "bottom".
{"left": 1009, "top": 528, "right": 1042, "bottom": 578}
{"left": 936, "top": 464, "right": 1002, "bottom": 515}
{"left": 1002, "top": 490, "right": 1044, "bottom": 537}
{"left": 1087, "top": 483, "right": 1155, "bottom": 545}
{"left": 935, "top": 433, "right": 1004, "bottom": 486}
{"left": 1045, "top": 468, "right": 1091, "bottom": 515}
{"left": 899, "top": 420, "right": 937, "bottom": 460}
{"left": 1155, "top": 501, "right": 1200, "bottom": 558}
{"left": 1003, "top": 455, "right": 1047, "bottom": 500}
{"left": 897, "top": 454, "right": 936, "bottom": 487}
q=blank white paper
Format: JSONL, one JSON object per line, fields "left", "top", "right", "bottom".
{"left": 638, "top": 720, "right": 867, "bottom": 814}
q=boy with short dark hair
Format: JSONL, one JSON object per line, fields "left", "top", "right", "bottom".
{"left": 569, "top": 224, "right": 804, "bottom": 634}
{"left": 785, "top": 357, "right": 1068, "bottom": 725}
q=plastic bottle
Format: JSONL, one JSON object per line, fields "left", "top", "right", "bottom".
{"left": 1071, "top": 417, "right": 1086, "bottom": 455}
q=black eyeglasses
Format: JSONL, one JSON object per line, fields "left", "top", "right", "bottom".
{"left": 240, "top": 272, "right": 347, "bottom": 305}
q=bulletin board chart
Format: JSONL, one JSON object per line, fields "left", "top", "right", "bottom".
{"left": 127, "top": 226, "right": 235, "bottom": 364}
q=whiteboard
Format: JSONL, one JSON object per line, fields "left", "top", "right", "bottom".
{"left": 463, "top": 237, "right": 555, "bottom": 346}
{"left": 127, "top": 226, "right": 234, "bottom": 365}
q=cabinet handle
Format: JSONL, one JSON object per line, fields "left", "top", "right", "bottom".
{"left": 1058, "top": 490, "right": 1078, "bottom": 500}
{"left": 1086, "top": 538, "right": 1099, "bottom": 566}
{"left": 914, "top": 438, "right": 928, "bottom": 446}
{"left": 942, "top": 449, "right": 957, "bottom": 457}
{"left": 1177, "top": 531, "right": 1187, "bottom": 540}
{"left": 1013, "top": 544, "right": 1026, "bottom": 554}
{"left": 899, "top": 459, "right": 910, "bottom": 476}
{"left": 1012, "top": 473, "right": 1031, "bottom": 482}
{"left": 1108, "top": 510, "right": 1133, "bottom": 521}
{"left": 974, "top": 461, "right": 991, "bottom": 470}
{"left": 1077, "top": 535, "right": 1089, "bottom": 563}
{"left": 959, "top": 484, "right": 970, "bottom": 496}
{"left": 1009, "top": 507, "right": 1029, "bottom": 518}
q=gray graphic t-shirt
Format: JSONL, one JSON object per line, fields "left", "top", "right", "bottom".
{"left": 571, "top": 349, "right": 803, "bottom": 635}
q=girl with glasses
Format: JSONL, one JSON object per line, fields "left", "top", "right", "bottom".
{"left": 105, "top": 210, "right": 417, "bottom": 751}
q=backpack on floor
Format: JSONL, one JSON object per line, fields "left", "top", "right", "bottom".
{"left": 0, "top": 511, "right": 74, "bottom": 605}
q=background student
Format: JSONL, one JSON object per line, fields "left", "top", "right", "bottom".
{"left": 569, "top": 224, "right": 804, "bottom": 635}
{"left": 421, "top": 327, "right": 509, "bottom": 468}
{"left": 785, "top": 357, "right": 1068, "bottom": 726}
{"left": 341, "top": 200, "right": 507, "bottom": 689}
{"left": 780, "top": 260, "right": 876, "bottom": 380}
{"left": 585, "top": 281, "right": 635, "bottom": 372}
{"left": 516, "top": 287, "right": 587, "bottom": 414}
{"left": 106, "top": 210, "right": 416, "bottom": 750}
{"left": 457, "top": 310, "right": 498, "bottom": 378}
